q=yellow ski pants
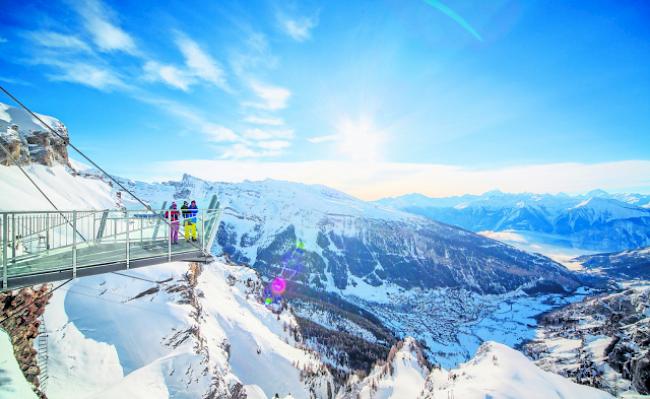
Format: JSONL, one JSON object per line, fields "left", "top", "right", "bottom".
{"left": 184, "top": 221, "right": 197, "bottom": 240}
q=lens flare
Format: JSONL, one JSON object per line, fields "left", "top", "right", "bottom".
{"left": 271, "top": 277, "right": 287, "bottom": 295}
{"left": 263, "top": 240, "right": 308, "bottom": 308}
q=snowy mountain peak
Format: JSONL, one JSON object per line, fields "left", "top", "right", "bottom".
{"left": 587, "top": 189, "right": 610, "bottom": 198}
{"left": 567, "top": 196, "right": 650, "bottom": 221}
{"left": 337, "top": 338, "right": 429, "bottom": 399}
{"left": 420, "top": 341, "right": 614, "bottom": 399}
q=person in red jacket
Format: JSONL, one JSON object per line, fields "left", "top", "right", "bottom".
{"left": 164, "top": 202, "right": 181, "bottom": 244}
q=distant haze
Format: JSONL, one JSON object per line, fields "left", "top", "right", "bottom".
{"left": 120, "top": 158, "right": 650, "bottom": 200}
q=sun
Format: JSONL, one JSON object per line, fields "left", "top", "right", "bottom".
{"left": 336, "top": 115, "right": 385, "bottom": 161}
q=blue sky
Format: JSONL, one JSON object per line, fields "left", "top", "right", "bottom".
{"left": 1, "top": 0, "right": 649, "bottom": 198}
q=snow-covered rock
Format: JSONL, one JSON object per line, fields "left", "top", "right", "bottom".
{"left": 337, "top": 337, "right": 429, "bottom": 399}
{"left": 0, "top": 102, "right": 70, "bottom": 167}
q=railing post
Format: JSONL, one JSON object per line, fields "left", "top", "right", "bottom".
{"left": 72, "top": 211, "right": 77, "bottom": 279}
{"left": 97, "top": 210, "right": 108, "bottom": 242}
{"left": 152, "top": 201, "right": 167, "bottom": 240}
{"left": 167, "top": 213, "right": 172, "bottom": 262}
{"left": 126, "top": 213, "right": 130, "bottom": 269}
{"left": 2, "top": 213, "right": 7, "bottom": 290}
{"left": 201, "top": 211, "right": 205, "bottom": 254}
{"left": 45, "top": 213, "right": 50, "bottom": 250}
{"left": 10, "top": 214, "right": 15, "bottom": 261}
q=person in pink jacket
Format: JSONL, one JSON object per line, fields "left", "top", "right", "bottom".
{"left": 164, "top": 202, "right": 180, "bottom": 244}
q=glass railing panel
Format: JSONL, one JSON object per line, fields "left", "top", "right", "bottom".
{"left": 1, "top": 207, "right": 221, "bottom": 286}
{"left": 127, "top": 212, "right": 172, "bottom": 261}
{"left": 6, "top": 212, "right": 74, "bottom": 278}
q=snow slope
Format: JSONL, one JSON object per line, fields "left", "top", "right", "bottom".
{"left": 339, "top": 339, "right": 613, "bottom": 399}
{"left": 0, "top": 164, "right": 116, "bottom": 210}
{"left": 574, "top": 246, "right": 650, "bottom": 280}
{"left": 421, "top": 342, "right": 613, "bottom": 399}
{"left": 337, "top": 337, "right": 429, "bottom": 399}
{"left": 0, "top": 329, "right": 38, "bottom": 399}
{"left": 43, "top": 260, "right": 334, "bottom": 399}
{"left": 116, "top": 174, "right": 580, "bottom": 296}
{"left": 0, "top": 102, "right": 64, "bottom": 135}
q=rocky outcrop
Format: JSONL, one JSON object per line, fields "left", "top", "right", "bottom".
{"left": 0, "top": 285, "right": 52, "bottom": 398}
{"left": 0, "top": 102, "right": 70, "bottom": 167}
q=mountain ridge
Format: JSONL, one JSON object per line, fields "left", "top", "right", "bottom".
{"left": 377, "top": 190, "right": 650, "bottom": 252}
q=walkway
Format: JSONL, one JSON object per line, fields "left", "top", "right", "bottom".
{"left": 1, "top": 200, "right": 221, "bottom": 290}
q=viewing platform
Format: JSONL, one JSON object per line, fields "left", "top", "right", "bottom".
{"left": 0, "top": 199, "right": 221, "bottom": 291}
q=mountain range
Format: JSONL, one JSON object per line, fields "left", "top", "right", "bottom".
{"left": 377, "top": 190, "right": 650, "bottom": 252}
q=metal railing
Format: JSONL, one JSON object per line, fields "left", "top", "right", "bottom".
{"left": 1, "top": 203, "right": 221, "bottom": 289}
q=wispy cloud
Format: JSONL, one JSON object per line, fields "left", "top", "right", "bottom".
{"left": 277, "top": 13, "right": 318, "bottom": 42}
{"left": 307, "top": 134, "right": 337, "bottom": 144}
{"left": 242, "top": 128, "right": 294, "bottom": 140}
{"left": 257, "top": 140, "right": 291, "bottom": 150}
{"left": 245, "top": 80, "right": 291, "bottom": 110}
{"left": 141, "top": 32, "right": 228, "bottom": 92}
{"left": 229, "top": 31, "right": 278, "bottom": 76}
{"left": 74, "top": 0, "right": 137, "bottom": 53}
{"left": 0, "top": 36, "right": 9, "bottom": 44}
{"left": 28, "top": 31, "right": 92, "bottom": 52}
{"left": 220, "top": 143, "right": 284, "bottom": 159}
{"left": 0, "top": 77, "right": 33, "bottom": 86}
{"left": 143, "top": 61, "right": 193, "bottom": 91}
{"left": 203, "top": 125, "right": 239, "bottom": 142}
{"left": 137, "top": 95, "right": 239, "bottom": 143}
{"left": 43, "top": 60, "right": 125, "bottom": 90}
{"left": 18, "top": 1, "right": 132, "bottom": 91}
{"left": 175, "top": 33, "right": 228, "bottom": 90}
{"left": 244, "top": 115, "right": 284, "bottom": 126}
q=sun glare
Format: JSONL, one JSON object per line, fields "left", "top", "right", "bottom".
{"left": 336, "top": 115, "right": 385, "bottom": 161}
